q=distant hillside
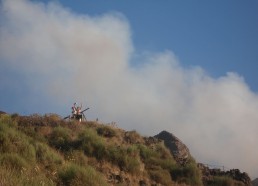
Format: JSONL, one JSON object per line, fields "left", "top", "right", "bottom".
{"left": 0, "top": 113, "right": 252, "bottom": 186}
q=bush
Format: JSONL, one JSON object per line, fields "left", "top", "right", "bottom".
{"left": 0, "top": 120, "right": 36, "bottom": 162}
{"left": 107, "top": 145, "right": 141, "bottom": 174}
{"left": 125, "top": 155, "right": 141, "bottom": 174}
{"left": 77, "top": 128, "right": 106, "bottom": 160}
{"left": 17, "top": 114, "right": 44, "bottom": 127}
{"left": 0, "top": 166, "right": 55, "bottom": 186}
{"left": 0, "top": 153, "right": 28, "bottom": 171}
{"left": 58, "top": 163, "right": 108, "bottom": 186}
{"left": 34, "top": 142, "right": 63, "bottom": 169}
{"left": 44, "top": 113, "right": 62, "bottom": 124}
{"left": 65, "top": 150, "right": 88, "bottom": 166}
{"left": 97, "top": 125, "right": 116, "bottom": 137}
{"left": 170, "top": 160, "right": 202, "bottom": 186}
{"left": 149, "top": 168, "right": 173, "bottom": 185}
{"left": 127, "top": 145, "right": 139, "bottom": 157}
{"left": 124, "top": 130, "right": 143, "bottom": 144}
{"left": 207, "top": 176, "right": 235, "bottom": 186}
{"left": 137, "top": 144, "right": 159, "bottom": 161}
{"left": 137, "top": 143, "right": 176, "bottom": 170}
{"left": 49, "top": 126, "right": 72, "bottom": 151}
{"left": 0, "top": 114, "right": 17, "bottom": 127}
{"left": 17, "top": 114, "right": 64, "bottom": 129}
{"left": 58, "top": 163, "right": 77, "bottom": 185}
{"left": 155, "top": 142, "right": 174, "bottom": 159}
{"left": 11, "top": 113, "right": 19, "bottom": 119}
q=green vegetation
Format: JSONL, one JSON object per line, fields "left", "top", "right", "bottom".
{"left": 58, "top": 163, "right": 108, "bottom": 186}
{"left": 206, "top": 176, "right": 245, "bottom": 186}
{"left": 106, "top": 145, "right": 141, "bottom": 174}
{"left": 0, "top": 114, "right": 107, "bottom": 186}
{"left": 207, "top": 176, "right": 235, "bottom": 186}
{"left": 170, "top": 158, "right": 203, "bottom": 185}
{"left": 97, "top": 125, "right": 117, "bottom": 137}
{"left": 49, "top": 126, "right": 73, "bottom": 151}
{"left": 0, "top": 113, "right": 235, "bottom": 186}
{"left": 77, "top": 127, "right": 106, "bottom": 160}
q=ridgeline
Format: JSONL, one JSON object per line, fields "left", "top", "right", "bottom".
{"left": 0, "top": 112, "right": 252, "bottom": 186}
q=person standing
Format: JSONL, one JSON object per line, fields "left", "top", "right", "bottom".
{"left": 71, "top": 103, "right": 77, "bottom": 117}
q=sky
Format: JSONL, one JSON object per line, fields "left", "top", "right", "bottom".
{"left": 0, "top": 0, "right": 258, "bottom": 179}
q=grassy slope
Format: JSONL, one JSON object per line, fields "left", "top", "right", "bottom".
{"left": 1, "top": 113, "right": 234, "bottom": 186}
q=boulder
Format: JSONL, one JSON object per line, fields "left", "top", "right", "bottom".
{"left": 198, "top": 163, "right": 251, "bottom": 186}
{"left": 252, "top": 178, "right": 258, "bottom": 186}
{"left": 0, "top": 111, "right": 7, "bottom": 115}
{"left": 154, "top": 130, "right": 191, "bottom": 165}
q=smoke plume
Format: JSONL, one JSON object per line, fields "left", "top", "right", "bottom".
{"left": 0, "top": 0, "right": 257, "bottom": 178}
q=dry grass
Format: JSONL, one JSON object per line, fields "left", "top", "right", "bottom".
{"left": 0, "top": 114, "right": 206, "bottom": 186}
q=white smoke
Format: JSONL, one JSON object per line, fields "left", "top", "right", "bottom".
{"left": 0, "top": 0, "right": 257, "bottom": 178}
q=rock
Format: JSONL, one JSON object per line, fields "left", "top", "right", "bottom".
{"left": 198, "top": 163, "right": 252, "bottom": 186}
{"left": 144, "top": 136, "right": 161, "bottom": 146}
{"left": 0, "top": 111, "right": 7, "bottom": 115}
{"left": 154, "top": 130, "right": 191, "bottom": 165}
{"left": 139, "top": 180, "right": 147, "bottom": 186}
{"left": 252, "top": 178, "right": 258, "bottom": 186}
{"left": 225, "top": 169, "right": 251, "bottom": 186}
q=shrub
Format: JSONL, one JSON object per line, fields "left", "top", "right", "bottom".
{"left": 34, "top": 142, "right": 63, "bottom": 169}
{"left": 0, "top": 166, "right": 55, "bottom": 186}
{"left": 149, "top": 168, "right": 173, "bottom": 185}
{"left": 49, "top": 126, "right": 72, "bottom": 151}
{"left": 0, "top": 120, "right": 36, "bottom": 162}
{"left": 137, "top": 144, "right": 159, "bottom": 161}
{"left": 107, "top": 145, "right": 141, "bottom": 174}
{"left": 58, "top": 163, "right": 77, "bottom": 185}
{"left": 155, "top": 142, "right": 174, "bottom": 159}
{"left": 97, "top": 125, "right": 116, "bottom": 137}
{"left": 124, "top": 130, "right": 143, "bottom": 144}
{"left": 0, "top": 153, "right": 28, "bottom": 171}
{"left": 17, "top": 114, "right": 43, "bottom": 127}
{"left": 127, "top": 145, "right": 139, "bottom": 157}
{"left": 65, "top": 150, "right": 88, "bottom": 166}
{"left": 44, "top": 113, "right": 62, "bottom": 123}
{"left": 125, "top": 155, "right": 141, "bottom": 174}
{"left": 137, "top": 143, "right": 176, "bottom": 171}
{"left": 77, "top": 128, "right": 106, "bottom": 160}
{"left": 17, "top": 114, "right": 63, "bottom": 128}
{"left": 20, "top": 126, "right": 44, "bottom": 142}
{"left": 0, "top": 114, "right": 17, "bottom": 127}
{"left": 19, "top": 171, "right": 56, "bottom": 186}
{"left": 207, "top": 176, "right": 235, "bottom": 186}
{"left": 58, "top": 163, "right": 108, "bottom": 186}
{"left": 170, "top": 160, "right": 202, "bottom": 186}
{"left": 11, "top": 113, "right": 19, "bottom": 119}
{"left": 154, "top": 158, "right": 177, "bottom": 170}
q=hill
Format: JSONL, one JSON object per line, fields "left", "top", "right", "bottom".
{"left": 0, "top": 113, "right": 251, "bottom": 185}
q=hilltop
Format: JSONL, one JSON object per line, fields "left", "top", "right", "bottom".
{"left": 0, "top": 113, "right": 252, "bottom": 185}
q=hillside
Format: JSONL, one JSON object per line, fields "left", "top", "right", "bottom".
{"left": 0, "top": 113, "right": 251, "bottom": 186}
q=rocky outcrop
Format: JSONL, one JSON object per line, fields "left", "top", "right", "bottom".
{"left": 0, "top": 111, "right": 7, "bottom": 115}
{"left": 252, "top": 178, "right": 258, "bottom": 186}
{"left": 154, "top": 130, "right": 191, "bottom": 165}
{"left": 154, "top": 131, "right": 252, "bottom": 186}
{"left": 198, "top": 163, "right": 251, "bottom": 186}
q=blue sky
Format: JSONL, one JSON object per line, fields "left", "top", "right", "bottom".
{"left": 41, "top": 0, "right": 258, "bottom": 91}
{"left": 1, "top": 0, "right": 258, "bottom": 178}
